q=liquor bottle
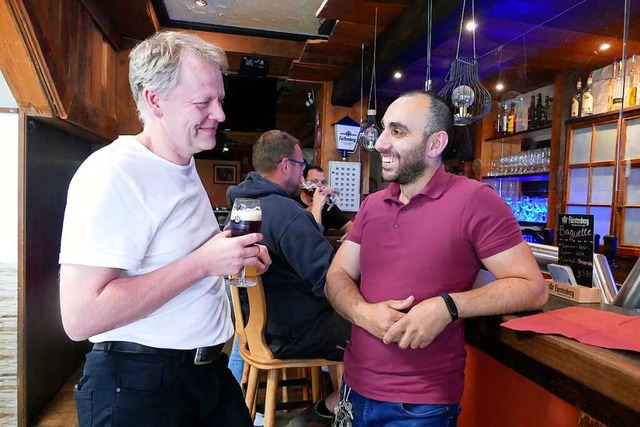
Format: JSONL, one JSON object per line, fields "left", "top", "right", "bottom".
{"left": 612, "top": 59, "right": 623, "bottom": 110}
{"left": 571, "top": 78, "right": 582, "bottom": 118}
{"left": 527, "top": 95, "right": 535, "bottom": 129}
{"left": 582, "top": 73, "right": 594, "bottom": 116}
{"left": 626, "top": 53, "right": 638, "bottom": 107}
{"left": 544, "top": 95, "right": 552, "bottom": 126}
{"left": 534, "top": 93, "right": 545, "bottom": 127}
{"left": 501, "top": 102, "right": 509, "bottom": 135}
{"left": 495, "top": 101, "right": 504, "bottom": 136}
{"left": 507, "top": 102, "right": 517, "bottom": 134}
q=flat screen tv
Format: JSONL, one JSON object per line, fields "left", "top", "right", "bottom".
{"left": 221, "top": 75, "right": 277, "bottom": 132}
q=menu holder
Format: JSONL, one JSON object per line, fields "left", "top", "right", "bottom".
{"left": 557, "top": 214, "right": 595, "bottom": 287}
{"left": 547, "top": 279, "right": 601, "bottom": 303}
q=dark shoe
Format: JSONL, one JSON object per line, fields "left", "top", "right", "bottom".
{"left": 284, "top": 403, "right": 333, "bottom": 427}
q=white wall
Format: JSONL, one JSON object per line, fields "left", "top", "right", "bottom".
{"left": 0, "top": 112, "right": 18, "bottom": 263}
{"left": 0, "top": 68, "right": 18, "bottom": 263}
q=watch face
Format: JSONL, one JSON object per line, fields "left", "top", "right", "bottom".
{"left": 472, "top": 158, "right": 483, "bottom": 174}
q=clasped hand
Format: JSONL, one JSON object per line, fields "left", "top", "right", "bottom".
{"left": 361, "top": 295, "right": 451, "bottom": 350}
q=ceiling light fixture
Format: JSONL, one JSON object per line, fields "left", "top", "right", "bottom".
{"left": 495, "top": 82, "right": 505, "bottom": 91}
{"left": 439, "top": 0, "right": 491, "bottom": 126}
{"left": 393, "top": 71, "right": 402, "bottom": 79}
{"left": 358, "top": 7, "right": 380, "bottom": 152}
{"left": 305, "top": 91, "right": 315, "bottom": 107}
{"left": 195, "top": 0, "right": 207, "bottom": 6}
{"left": 465, "top": 21, "right": 477, "bottom": 31}
{"left": 599, "top": 43, "right": 611, "bottom": 51}
{"left": 222, "top": 143, "right": 229, "bottom": 153}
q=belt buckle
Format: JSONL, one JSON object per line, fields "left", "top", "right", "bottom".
{"left": 193, "top": 347, "right": 213, "bottom": 365}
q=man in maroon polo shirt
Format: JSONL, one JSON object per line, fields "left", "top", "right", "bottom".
{"left": 326, "top": 90, "right": 548, "bottom": 426}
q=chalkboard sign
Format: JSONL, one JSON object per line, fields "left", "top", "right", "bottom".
{"left": 557, "top": 214, "right": 595, "bottom": 287}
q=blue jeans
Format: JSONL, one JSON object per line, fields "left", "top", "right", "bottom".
{"left": 74, "top": 349, "right": 252, "bottom": 426}
{"left": 228, "top": 337, "right": 245, "bottom": 382}
{"left": 342, "top": 384, "right": 461, "bottom": 427}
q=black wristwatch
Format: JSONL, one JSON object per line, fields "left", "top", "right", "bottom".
{"left": 440, "top": 293, "right": 459, "bottom": 322}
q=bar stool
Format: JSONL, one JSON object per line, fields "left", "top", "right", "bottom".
{"left": 229, "top": 271, "right": 343, "bottom": 427}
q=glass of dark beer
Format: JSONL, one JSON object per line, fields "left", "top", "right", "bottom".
{"left": 301, "top": 180, "right": 339, "bottom": 210}
{"left": 228, "top": 198, "right": 262, "bottom": 287}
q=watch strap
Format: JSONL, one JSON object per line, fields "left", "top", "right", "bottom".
{"left": 440, "top": 293, "right": 459, "bottom": 322}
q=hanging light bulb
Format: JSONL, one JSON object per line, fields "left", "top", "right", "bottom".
{"left": 451, "top": 85, "right": 475, "bottom": 119}
{"left": 438, "top": 0, "right": 492, "bottom": 126}
{"left": 359, "top": 8, "right": 379, "bottom": 151}
{"left": 359, "top": 109, "right": 379, "bottom": 151}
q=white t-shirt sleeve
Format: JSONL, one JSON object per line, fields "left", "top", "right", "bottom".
{"left": 59, "top": 158, "right": 157, "bottom": 271}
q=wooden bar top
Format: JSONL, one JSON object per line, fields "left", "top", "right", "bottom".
{"left": 465, "top": 296, "right": 640, "bottom": 426}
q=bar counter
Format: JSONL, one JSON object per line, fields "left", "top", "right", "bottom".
{"left": 463, "top": 296, "right": 640, "bottom": 426}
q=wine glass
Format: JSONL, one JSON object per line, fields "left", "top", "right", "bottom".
{"left": 227, "top": 198, "right": 262, "bottom": 287}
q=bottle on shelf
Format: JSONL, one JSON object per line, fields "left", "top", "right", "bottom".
{"left": 612, "top": 59, "right": 623, "bottom": 110}
{"left": 534, "top": 93, "right": 545, "bottom": 127}
{"left": 582, "top": 73, "right": 594, "bottom": 116}
{"left": 495, "top": 101, "right": 503, "bottom": 136}
{"left": 501, "top": 102, "right": 509, "bottom": 135}
{"left": 571, "top": 77, "right": 582, "bottom": 118}
{"left": 544, "top": 95, "right": 552, "bottom": 126}
{"left": 507, "top": 102, "right": 517, "bottom": 134}
{"left": 626, "top": 53, "right": 638, "bottom": 107}
{"left": 528, "top": 95, "right": 535, "bottom": 130}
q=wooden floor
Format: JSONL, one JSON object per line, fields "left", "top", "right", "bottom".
{"left": 31, "top": 364, "right": 317, "bottom": 427}
{"left": 32, "top": 367, "right": 82, "bottom": 427}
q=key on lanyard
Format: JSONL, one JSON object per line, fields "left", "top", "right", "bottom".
{"left": 332, "top": 384, "right": 353, "bottom": 427}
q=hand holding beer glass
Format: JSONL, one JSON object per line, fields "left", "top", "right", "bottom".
{"left": 301, "top": 180, "right": 339, "bottom": 210}
{"left": 228, "top": 198, "right": 262, "bottom": 287}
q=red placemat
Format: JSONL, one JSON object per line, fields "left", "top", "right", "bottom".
{"left": 502, "top": 307, "right": 640, "bottom": 353}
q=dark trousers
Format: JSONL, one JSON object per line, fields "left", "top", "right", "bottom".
{"left": 268, "top": 308, "right": 351, "bottom": 361}
{"left": 74, "top": 349, "right": 252, "bottom": 427}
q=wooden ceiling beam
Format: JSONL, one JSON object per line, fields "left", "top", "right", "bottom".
{"left": 302, "top": 39, "right": 360, "bottom": 61}
{"left": 178, "top": 28, "right": 305, "bottom": 60}
{"left": 317, "top": 0, "right": 407, "bottom": 26}
{"left": 288, "top": 60, "right": 347, "bottom": 82}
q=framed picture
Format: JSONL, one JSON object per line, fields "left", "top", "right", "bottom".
{"left": 213, "top": 161, "right": 239, "bottom": 184}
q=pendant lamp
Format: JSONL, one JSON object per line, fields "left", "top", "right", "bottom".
{"left": 358, "top": 8, "right": 379, "bottom": 151}
{"left": 438, "top": 0, "right": 492, "bottom": 126}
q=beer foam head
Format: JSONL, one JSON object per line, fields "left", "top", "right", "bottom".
{"left": 233, "top": 208, "right": 262, "bottom": 221}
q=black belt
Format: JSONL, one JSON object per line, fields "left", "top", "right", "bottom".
{"left": 92, "top": 341, "right": 225, "bottom": 365}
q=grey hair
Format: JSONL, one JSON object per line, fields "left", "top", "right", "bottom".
{"left": 129, "top": 31, "right": 229, "bottom": 124}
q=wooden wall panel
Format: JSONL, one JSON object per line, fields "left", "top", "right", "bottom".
{"left": 115, "top": 50, "right": 142, "bottom": 135}
{"left": 16, "top": 0, "right": 121, "bottom": 139}
{"left": 317, "top": 82, "right": 372, "bottom": 193}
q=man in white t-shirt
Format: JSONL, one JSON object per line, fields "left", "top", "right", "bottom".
{"left": 58, "top": 31, "right": 270, "bottom": 427}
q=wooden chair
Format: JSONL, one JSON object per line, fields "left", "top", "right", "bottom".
{"left": 229, "top": 269, "right": 343, "bottom": 427}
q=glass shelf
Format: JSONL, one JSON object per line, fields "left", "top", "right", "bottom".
{"left": 482, "top": 172, "right": 549, "bottom": 182}
{"left": 486, "top": 126, "right": 552, "bottom": 144}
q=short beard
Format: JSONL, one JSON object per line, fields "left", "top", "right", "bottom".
{"left": 386, "top": 138, "right": 428, "bottom": 185}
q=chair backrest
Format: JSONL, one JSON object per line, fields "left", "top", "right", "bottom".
{"left": 229, "top": 269, "right": 275, "bottom": 360}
